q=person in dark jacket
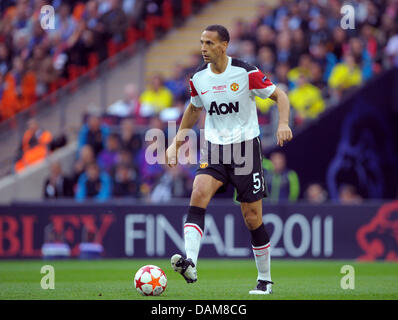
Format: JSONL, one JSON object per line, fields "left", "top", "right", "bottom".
{"left": 43, "top": 161, "right": 74, "bottom": 198}
{"left": 112, "top": 163, "right": 140, "bottom": 198}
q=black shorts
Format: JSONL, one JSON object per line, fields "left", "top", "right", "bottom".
{"left": 196, "top": 136, "right": 268, "bottom": 203}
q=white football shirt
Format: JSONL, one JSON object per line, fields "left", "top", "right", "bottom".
{"left": 190, "top": 56, "right": 276, "bottom": 144}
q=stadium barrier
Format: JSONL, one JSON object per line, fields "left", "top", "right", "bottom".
{"left": 0, "top": 200, "right": 397, "bottom": 261}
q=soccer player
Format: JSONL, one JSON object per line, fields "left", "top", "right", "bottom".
{"left": 166, "top": 25, "right": 293, "bottom": 295}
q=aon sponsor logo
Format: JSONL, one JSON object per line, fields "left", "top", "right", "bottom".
{"left": 208, "top": 101, "right": 239, "bottom": 116}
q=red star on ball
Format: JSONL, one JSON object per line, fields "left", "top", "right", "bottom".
{"left": 135, "top": 276, "right": 145, "bottom": 290}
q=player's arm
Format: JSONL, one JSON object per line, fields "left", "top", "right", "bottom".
{"left": 248, "top": 68, "right": 293, "bottom": 147}
{"left": 269, "top": 87, "right": 293, "bottom": 147}
{"left": 166, "top": 103, "right": 203, "bottom": 166}
{"left": 175, "top": 103, "right": 203, "bottom": 148}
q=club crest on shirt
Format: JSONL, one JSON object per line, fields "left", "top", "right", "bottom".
{"left": 199, "top": 162, "right": 208, "bottom": 169}
{"left": 230, "top": 82, "right": 239, "bottom": 92}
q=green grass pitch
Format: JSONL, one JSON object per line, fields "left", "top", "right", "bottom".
{"left": 0, "top": 259, "right": 397, "bottom": 300}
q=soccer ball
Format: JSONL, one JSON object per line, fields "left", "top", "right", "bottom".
{"left": 134, "top": 265, "right": 167, "bottom": 296}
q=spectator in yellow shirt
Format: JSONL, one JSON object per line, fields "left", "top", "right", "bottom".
{"left": 288, "top": 75, "right": 325, "bottom": 122}
{"left": 328, "top": 53, "right": 362, "bottom": 99}
{"left": 139, "top": 74, "right": 173, "bottom": 116}
{"left": 287, "top": 54, "right": 313, "bottom": 85}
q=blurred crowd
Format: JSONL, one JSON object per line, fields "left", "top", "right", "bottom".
{"left": 0, "top": 0, "right": 196, "bottom": 122}
{"left": 42, "top": 111, "right": 197, "bottom": 202}
{"left": 232, "top": 0, "right": 398, "bottom": 142}
{"left": 8, "top": 0, "right": 398, "bottom": 203}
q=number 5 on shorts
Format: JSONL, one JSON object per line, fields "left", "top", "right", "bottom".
{"left": 253, "top": 172, "right": 261, "bottom": 193}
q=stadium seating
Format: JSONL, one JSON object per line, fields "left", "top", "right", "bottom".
{"left": 0, "top": 0, "right": 213, "bottom": 122}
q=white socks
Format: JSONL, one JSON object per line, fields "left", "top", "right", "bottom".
{"left": 252, "top": 243, "right": 271, "bottom": 281}
{"left": 184, "top": 223, "right": 203, "bottom": 266}
{"left": 184, "top": 219, "right": 271, "bottom": 282}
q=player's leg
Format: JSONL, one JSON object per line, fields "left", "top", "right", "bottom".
{"left": 231, "top": 137, "right": 272, "bottom": 294}
{"left": 185, "top": 173, "right": 223, "bottom": 265}
{"left": 171, "top": 173, "right": 223, "bottom": 283}
{"left": 241, "top": 200, "right": 273, "bottom": 294}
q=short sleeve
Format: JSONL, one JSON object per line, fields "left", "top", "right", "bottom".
{"left": 249, "top": 69, "right": 276, "bottom": 99}
{"left": 189, "top": 79, "right": 203, "bottom": 108}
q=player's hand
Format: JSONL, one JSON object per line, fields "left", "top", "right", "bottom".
{"left": 165, "top": 142, "right": 178, "bottom": 167}
{"left": 276, "top": 123, "right": 293, "bottom": 147}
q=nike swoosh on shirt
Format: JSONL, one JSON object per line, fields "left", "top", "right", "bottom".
{"left": 253, "top": 189, "right": 261, "bottom": 194}
{"left": 201, "top": 90, "right": 209, "bottom": 95}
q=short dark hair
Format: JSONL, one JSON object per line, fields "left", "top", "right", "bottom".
{"left": 205, "top": 24, "right": 230, "bottom": 43}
